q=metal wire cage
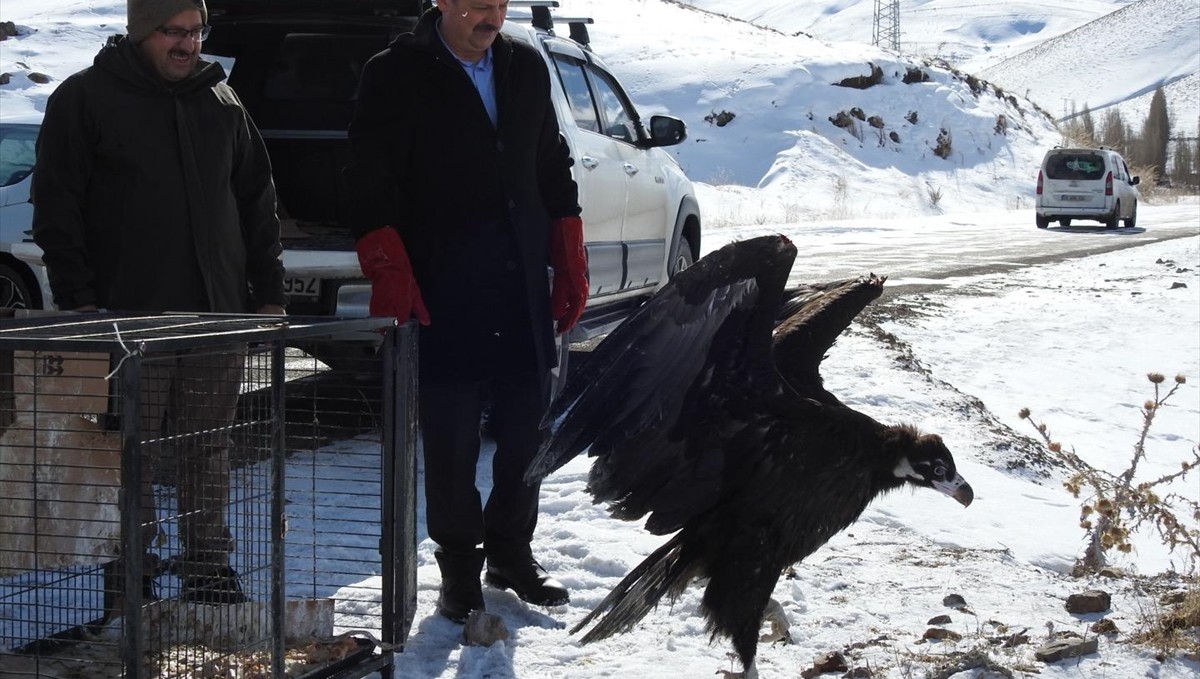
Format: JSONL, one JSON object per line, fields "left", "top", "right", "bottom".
{"left": 0, "top": 313, "right": 417, "bottom": 679}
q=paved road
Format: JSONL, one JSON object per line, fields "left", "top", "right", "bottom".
{"left": 701, "top": 203, "right": 1200, "bottom": 289}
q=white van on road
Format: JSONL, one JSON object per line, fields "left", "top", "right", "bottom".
{"left": 1035, "top": 147, "right": 1140, "bottom": 229}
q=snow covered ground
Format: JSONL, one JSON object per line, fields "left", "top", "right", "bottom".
{"left": 380, "top": 216, "right": 1199, "bottom": 679}
{"left": 1, "top": 1, "right": 1197, "bottom": 677}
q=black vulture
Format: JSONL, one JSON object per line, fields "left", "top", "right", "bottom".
{"left": 525, "top": 234, "right": 973, "bottom": 679}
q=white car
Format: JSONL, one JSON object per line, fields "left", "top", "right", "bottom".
{"left": 1035, "top": 147, "right": 1140, "bottom": 229}
{"left": 0, "top": 113, "right": 43, "bottom": 310}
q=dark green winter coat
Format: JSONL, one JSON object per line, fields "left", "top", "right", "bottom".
{"left": 32, "top": 35, "right": 286, "bottom": 313}
{"left": 346, "top": 8, "right": 581, "bottom": 380}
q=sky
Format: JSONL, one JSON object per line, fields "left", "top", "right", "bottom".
{"left": 1, "top": 1, "right": 1198, "bottom": 678}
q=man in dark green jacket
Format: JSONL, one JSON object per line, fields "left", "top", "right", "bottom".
{"left": 31, "top": 0, "right": 286, "bottom": 605}
{"left": 347, "top": 0, "right": 588, "bottom": 623}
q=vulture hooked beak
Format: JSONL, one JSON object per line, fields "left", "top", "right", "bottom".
{"left": 933, "top": 475, "right": 974, "bottom": 507}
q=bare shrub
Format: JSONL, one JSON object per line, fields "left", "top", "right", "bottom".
{"left": 902, "top": 67, "right": 929, "bottom": 84}
{"left": 706, "top": 167, "right": 736, "bottom": 186}
{"left": 933, "top": 128, "right": 952, "bottom": 159}
{"left": 1020, "top": 373, "right": 1200, "bottom": 576}
{"left": 925, "top": 183, "right": 943, "bottom": 208}
{"left": 704, "top": 110, "right": 736, "bottom": 127}
{"left": 1057, "top": 124, "right": 1095, "bottom": 149}
{"left": 1128, "top": 164, "right": 1162, "bottom": 199}
{"left": 829, "top": 111, "right": 855, "bottom": 129}
{"left": 827, "top": 175, "right": 851, "bottom": 219}
{"left": 834, "top": 63, "right": 883, "bottom": 89}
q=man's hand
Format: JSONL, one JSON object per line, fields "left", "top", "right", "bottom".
{"left": 549, "top": 216, "right": 587, "bottom": 334}
{"left": 355, "top": 227, "right": 430, "bottom": 325}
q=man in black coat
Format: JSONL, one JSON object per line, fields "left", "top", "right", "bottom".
{"left": 32, "top": 0, "right": 286, "bottom": 604}
{"left": 347, "top": 0, "right": 587, "bottom": 622}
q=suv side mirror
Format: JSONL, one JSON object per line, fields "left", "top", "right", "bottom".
{"left": 644, "top": 115, "right": 687, "bottom": 148}
{"left": 1130, "top": 175, "right": 1140, "bottom": 186}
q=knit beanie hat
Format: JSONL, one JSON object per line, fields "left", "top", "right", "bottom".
{"left": 127, "top": 0, "right": 208, "bottom": 44}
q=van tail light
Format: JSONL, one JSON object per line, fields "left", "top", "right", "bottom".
{"left": 1036, "top": 170, "right": 1043, "bottom": 195}
{"left": 1105, "top": 171, "right": 1113, "bottom": 196}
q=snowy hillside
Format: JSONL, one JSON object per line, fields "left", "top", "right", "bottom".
{"left": 981, "top": 0, "right": 1200, "bottom": 137}
{"left": 679, "top": 0, "right": 1133, "bottom": 73}
{"left": 566, "top": 0, "right": 1060, "bottom": 221}
{"left": 679, "top": 0, "right": 1199, "bottom": 140}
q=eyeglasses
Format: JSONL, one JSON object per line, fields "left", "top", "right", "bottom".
{"left": 156, "top": 25, "right": 211, "bottom": 42}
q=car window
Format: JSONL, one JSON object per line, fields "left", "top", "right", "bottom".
{"left": 551, "top": 54, "right": 600, "bottom": 134}
{"left": 0, "top": 124, "right": 39, "bottom": 188}
{"left": 1045, "top": 153, "right": 1106, "bottom": 181}
{"left": 585, "top": 66, "right": 637, "bottom": 145}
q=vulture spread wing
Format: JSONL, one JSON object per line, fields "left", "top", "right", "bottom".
{"left": 772, "top": 275, "right": 886, "bottom": 403}
{"left": 525, "top": 235, "right": 798, "bottom": 533}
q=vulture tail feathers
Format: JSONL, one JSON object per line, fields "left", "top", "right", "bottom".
{"left": 574, "top": 532, "right": 693, "bottom": 644}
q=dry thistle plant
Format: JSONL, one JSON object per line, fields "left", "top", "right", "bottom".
{"left": 1019, "top": 373, "right": 1200, "bottom": 576}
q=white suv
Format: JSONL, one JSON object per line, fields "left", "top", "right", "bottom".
{"left": 0, "top": 114, "right": 42, "bottom": 310}
{"left": 1035, "top": 147, "right": 1140, "bottom": 229}
{"left": 203, "top": 0, "right": 700, "bottom": 369}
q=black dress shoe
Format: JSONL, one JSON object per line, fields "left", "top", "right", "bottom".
{"left": 180, "top": 566, "right": 249, "bottom": 605}
{"left": 435, "top": 547, "right": 485, "bottom": 623}
{"left": 484, "top": 554, "right": 569, "bottom": 607}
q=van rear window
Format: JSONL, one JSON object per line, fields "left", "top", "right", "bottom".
{"left": 1045, "top": 153, "right": 1105, "bottom": 181}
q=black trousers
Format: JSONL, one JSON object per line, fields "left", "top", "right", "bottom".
{"left": 419, "top": 370, "right": 549, "bottom": 556}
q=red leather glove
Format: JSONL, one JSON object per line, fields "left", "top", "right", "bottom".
{"left": 355, "top": 227, "right": 430, "bottom": 325}
{"left": 549, "top": 216, "right": 588, "bottom": 334}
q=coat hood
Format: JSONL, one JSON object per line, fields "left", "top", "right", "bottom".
{"left": 93, "top": 34, "right": 227, "bottom": 94}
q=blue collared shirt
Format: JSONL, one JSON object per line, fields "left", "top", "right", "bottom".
{"left": 437, "top": 23, "right": 498, "bottom": 127}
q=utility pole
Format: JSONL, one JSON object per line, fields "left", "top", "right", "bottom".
{"left": 872, "top": 0, "right": 900, "bottom": 52}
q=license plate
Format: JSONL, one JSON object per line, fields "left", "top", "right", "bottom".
{"left": 282, "top": 276, "right": 320, "bottom": 298}
{"left": 1061, "top": 194, "right": 1088, "bottom": 201}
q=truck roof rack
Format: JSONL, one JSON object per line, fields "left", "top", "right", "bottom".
{"left": 507, "top": 1, "right": 594, "bottom": 47}
{"left": 510, "top": 0, "right": 559, "bottom": 29}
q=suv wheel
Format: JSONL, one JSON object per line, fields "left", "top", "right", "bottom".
{"left": 1123, "top": 203, "right": 1137, "bottom": 229}
{"left": 671, "top": 236, "right": 695, "bottom": 276}
{"left": 1035, "top": 214, "right": 1049, "bottom": 229}
{"left": 1104, "top": 204, "right": 1120, "bottom": 229}
{"left": 0, "top": 263, "right": 32, "bottom": 309}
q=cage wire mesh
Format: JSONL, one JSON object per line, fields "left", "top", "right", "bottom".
{"left": 0, "top": 313, "right": 417, "bottom": 679}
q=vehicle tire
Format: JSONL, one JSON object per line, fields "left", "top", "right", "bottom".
{"left": 1123, "top": 202, "right": 1137, "bottom": 228}
{"left": 1059, "top": 218, "right": 1071, "bottom": 227}
{"left": 671, "top": 236, "right": 695, "bottom": 277}
{"left": 0, "top": 262, "right": 32, "bottom": 310}
{"left": 1104, "top": 204, "right": 1119, "bottom": 229}
{"left": 1035, "top": 214, "right": 1050, "bottom": 229}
